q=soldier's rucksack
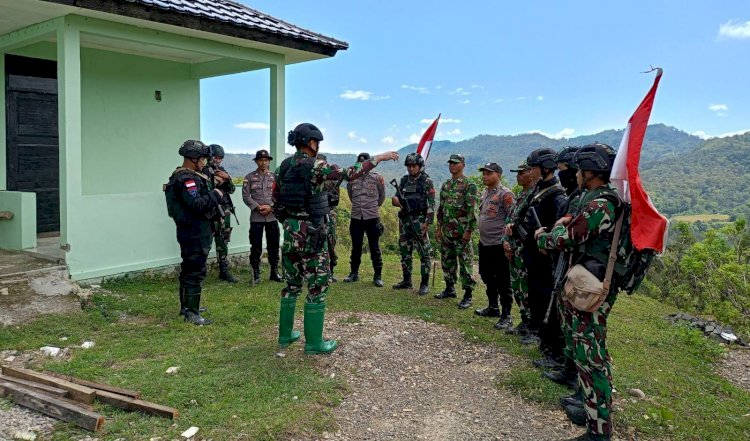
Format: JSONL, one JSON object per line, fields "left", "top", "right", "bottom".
{"left": 612, "top": 203, "right": 656, "bottom": 294}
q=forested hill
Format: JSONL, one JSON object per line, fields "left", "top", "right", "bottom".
{"left": 222, "top": 124, "right": 750, "bottom": 218}
{"left": 642, "top": 132, "right": 750, "bottom": 219}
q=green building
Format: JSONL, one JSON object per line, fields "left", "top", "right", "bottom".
{"left": 0, "top": 0, "right": 346, "bottom": 279}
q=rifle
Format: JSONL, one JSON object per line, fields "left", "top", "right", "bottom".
{"left": 544, "top": 252, "right": 568, "bottom": 324}
{"left": 390, "top": 179, "right": 427, "bottom": 256}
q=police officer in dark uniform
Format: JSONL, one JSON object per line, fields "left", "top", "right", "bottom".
{"left": 164, "top": 140, "right": 225, "bottom": 326}
{"left": 207, "top": 144, "right": 238, "bottom": 283}
{"left": 513, "top": 148, "right": 567, "bottom": 352}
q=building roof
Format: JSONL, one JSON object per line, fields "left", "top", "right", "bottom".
{"left": 43, "top": 0, "right": 348, "bottom": 56}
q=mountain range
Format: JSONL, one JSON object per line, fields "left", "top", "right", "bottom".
{"left": 221, "top": 124, "right": 750, "bottom": 219}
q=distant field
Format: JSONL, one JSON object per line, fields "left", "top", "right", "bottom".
{"left": 672, "top": 214, "right": 730, "bottom": 223}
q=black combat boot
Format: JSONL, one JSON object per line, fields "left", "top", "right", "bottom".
{"left": 270, "top": 265, "right": 283, "bottom": 282}
{"left": 475, "top": 306, "right": 500, "bottom": 317}
{"left": 373, "top": 266, "right": 384, "bottom": 287}
{"left": 252, "top": 266, "right": 261, "bottom": 284}
{"left": 458, "top": 287, "right": 473, "bottom": 309}
{"left": 543, "top": 359, "right": 579, "bottom": 389}
{"left": 183, "top": 289, "right": 213, "bottom": 326}
{"left": 533, "top": 355, "right": 564, "bottom": 370}
{"left": 520, "top": 331, "right": 541, "bottom": 345}
{"left": 563, "top": 402, "right": 587, "bottom": 427}
{"left": 506, "top": 320, "right": 530, "bottom": 335}
{"left": 493, "top": 305, "right": 513, "bottom": 329}
{"left": 343, "top": 272, "right": 359, "bottom": 283}
{"left": 392, "top": 270, "right": 412, "bottom": 289}
{"left": 434, "top": 283, "right": 457, "bottom": 299}
{"left": 218, "top": 259, "right": 238, "bottom": 283}
{"left": 560, "top": 387, "right": 584, "bottom": 408}
{"left": 178, "top": 286, "right": 186, "bottom": 316}
{"left": 418, "top": 274, "right": 430, "bottom": 295}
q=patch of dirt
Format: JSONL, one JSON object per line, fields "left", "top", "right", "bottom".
{"left": 0, "top": 270, "right": 82, "bottom": 326}
{"left": 302, "top": 312, "right": 588, "bottom": 441}
{"left": 717, "top": 347, "right": 750, "bottom": 392}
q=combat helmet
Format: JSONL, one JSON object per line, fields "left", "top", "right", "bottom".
{"left": 287, "top": 123, "right": 324, "bottom": 146}
{"left": 178, "top": 140, "right": 210, "bottom": 159}
{"left": 556, "top": 146, "right": 580, "bottom": 168}
{"left": 527, "top": 147, "right": 558, "bottom": 169}
{"left": 209, "top": 144, "right": 225, "bottom": 158}
{"left": 404, "top": 152, "right": 425, "bottom": 167}
{"left": 575, "top": 143, "right": 617, "bottom": 173}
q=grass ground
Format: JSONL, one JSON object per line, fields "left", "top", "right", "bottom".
{"left": 1, "top": 253, "right": 749, "bottom": 440}
{"left": 671, "top": 214, "right": 731, "bottom": 223}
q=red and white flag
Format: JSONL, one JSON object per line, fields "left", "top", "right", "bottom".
{"left": 417, "top": 114, "right": 440, "bottom": 163}
{"left": 611, "top": 68, "right": 669, "bottom": 253}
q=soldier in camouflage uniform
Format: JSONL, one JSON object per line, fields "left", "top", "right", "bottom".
{"left": 435, "top": 154, "right": 479, "bottom": 309}
{"left": 273, "top": 123, "right": 398, "bottom": 354}
{"left": 316, "top": 153, "right": 343, "bottom": 282}
{"left": 392, "top": 153, "right": 435, "bottom": 295}
{"left": 501, "top": 160, "right": 538, "bottom": 334}
{"left": 535, "top": 143, "right": 621, "bottom": 441}
{"left": 207, "top": 144, "right": 238, "bottom": 283}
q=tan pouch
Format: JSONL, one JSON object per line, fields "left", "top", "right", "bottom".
{"left": 563, "top": 264, "right": 607, "bottom": 312}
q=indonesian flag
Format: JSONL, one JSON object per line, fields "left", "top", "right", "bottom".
{"left": 611, "top": 68, "right": 669, "bottom": 253}
{"left": 417, "top": 114, "right": 440, "bottom": 163}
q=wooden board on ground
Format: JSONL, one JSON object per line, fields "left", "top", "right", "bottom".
{"left": 0, "top": 374, "right": 68, "bottom": 397}
{"left": 95, "top": 389, "right": 179, "bottom": 419}
{"left": 1, "top": 366, "right": 96, "bottom": 404}
{"left": 44, "top": 370, "right": 141, "bottom": 399}
{"left": 0, "top": 381, "right": 104, "bottom": 431}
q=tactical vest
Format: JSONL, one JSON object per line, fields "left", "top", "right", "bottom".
{"left": 278, "top": 156, "right": 329, "bottom": 220}
{"left": 164, "top": 168, "right": 213, "bottom": 223}
{"left": 328, "top": 186, "right": 340, "bottom": 208}
{"left": 400, "top": 173, "right": 429, "bottom": 213}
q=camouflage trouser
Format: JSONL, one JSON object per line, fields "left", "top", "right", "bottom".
{"left": 327, "top": 211, "right": 338, "bottom": 271}
{"left": 572, "top": 290, "right": 618, "bottom": 437}
{"left": 398, "top": 215, "right": 432, "bottom": 280}
{"left": 212, "top": 215, "right": 232, "bottom": 262}
{"left": 440, "top": 236, "right": 476, "bottom": 290}
{"left": 509, "top": 244, "right": 531, "bottom": 323}
{"left": 280, "top": 218, "right": 330, "bottom": 303}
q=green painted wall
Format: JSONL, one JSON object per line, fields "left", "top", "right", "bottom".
{"left": 0, "top": 191, "right": 37, "bottom": 250}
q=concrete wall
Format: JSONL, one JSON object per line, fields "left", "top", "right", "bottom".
{"left": 0, "top": 191, "right": 37, "bottom": 250}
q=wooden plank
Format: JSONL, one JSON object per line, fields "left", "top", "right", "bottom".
{"left": 1, "top": 366, "right": 96, "bottom": 404}
{"left": 0, "top": 374, "right": 68, "bottom": 397}
{"left": 0, "top": 381, "right": 104, "bottom": 432}
{"left": 95, "top": 390, "right": 178, "bottom": 419}
{"left": 44, "top": 371, "right": 141, "bottom": 399}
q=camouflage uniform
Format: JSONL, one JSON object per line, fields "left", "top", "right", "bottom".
{"left": 396, "top": 173, "right": 435, "bottom": 281}
{"left": 206, "top": 164, "right": 235, "bottom": 272}
{"left": 502, "top": 187, "right": 533, "bottom": 324}
{"left": 437, "top": 175, "right": 478, "bottom": 291}
{"left": 273, "top": 151, "right": 377, "bottom": 303}
{"left": 536, "top": 184, "right": 621, "bottom": 438}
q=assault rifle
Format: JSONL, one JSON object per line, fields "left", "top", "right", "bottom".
{"left": 204, "top": 162, "right": 239, "bottom": 225}
{"left": 390, "top": 179, "right": 427, "bottom": 256}
{"left": 544, "top": 252, "right": 568, "bottom": 324}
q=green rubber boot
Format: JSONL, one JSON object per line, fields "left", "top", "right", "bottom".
{"left": 303, "top": 302, "right": 338, "bottom": 354}
{"left": 277, "top": 297, "right": 301, "bottom": 348}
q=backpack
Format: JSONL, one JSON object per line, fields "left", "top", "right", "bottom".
{"left": 612, "top": 202, "right": 656, "bottom": 294}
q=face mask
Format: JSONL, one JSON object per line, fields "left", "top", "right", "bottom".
{"left": 559, "top": 168, "right": 578, "bottom": 192}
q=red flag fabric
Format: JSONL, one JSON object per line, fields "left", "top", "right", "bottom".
{"left": 611, "top": 69, "right": 669, "bottom": 253}
{"left": 417, "top": 114, "right": 440, "bottom": 163}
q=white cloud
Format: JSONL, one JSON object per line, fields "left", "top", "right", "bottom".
{"left": 460, "top": 99, "right": 471, "bottom": 104}
{"left": 528, "top": 128, "right": 576, "bottom": 139}
{"left": 718, "top": 129, "right": 750, "bottom": 138}
{"left": 409, "top": 133, "right": 421, "bottom": 143}
{"left": 348, "top": 131, "right": 358, "bottom": 139}
{"left": 718, "top": 20, "right": 750, "bottom": 39}
{"left": 516, "top": 96, "right": 527, "bottom": 101}
{"left": 691, "top": 131, "right": 710, "bottom": 140}
{"left": 401, "top": 84, "right": 430, "bottom": 94}
{"left": 340, "top": 90, "right": 390, "bottom": 101}
{"left": 708, "top": 103, "right": 728, "bottom": 112}
{"left": 420, "top": 117, "right": 462, "bottom": 124}
{"left": 471, "top": 84, "right": 484, "bottom": 89}
{"left": 381, "top": 136, "right": 395, "bottom": 145}
{"left": 234, "top": 122, "right": 270, "bottom": 130}
{"left": 359, "top": 138, "right": 368, "bottom": 144}
{"left": 447, "top": 129, "right": 461, "bottom": 136}
{"left": 449, "top": 87, "right": 471, "bottom": 95}
{"left": 690, "top": 129, "right": 750, "bottom": 139}
{"left": 494, "top": 98, "right": 505, "bottom": 103}
{"left": 537, "top": 96, "right": 544, "bottom": 101}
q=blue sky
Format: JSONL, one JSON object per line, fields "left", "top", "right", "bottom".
{"left": 200, "top": 0, "right": 750, "bottom": 154}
